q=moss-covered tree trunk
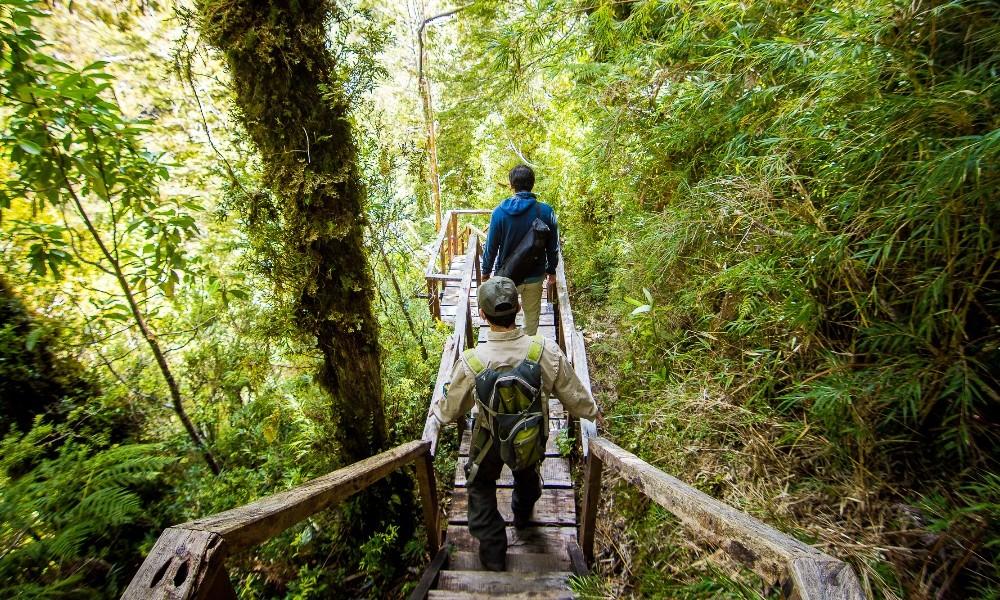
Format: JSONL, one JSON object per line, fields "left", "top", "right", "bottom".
{"left": 199, "top": 0, "right": 388, "bottom": 462}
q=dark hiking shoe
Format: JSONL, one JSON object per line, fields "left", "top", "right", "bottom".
{"left": 479, "top": 546, "right": 507, "bottom": 572}
{"left": 513, "top": 510, "right": 531, "bottom": 530}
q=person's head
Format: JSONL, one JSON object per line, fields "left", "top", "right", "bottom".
{"left": 477, "top": 276, "right": 520, "bottom": 329}
{"left": 508, "top": 164, "right": 535, "bottom": 192}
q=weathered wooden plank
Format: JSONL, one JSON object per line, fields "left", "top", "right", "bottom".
{"left": 566, "top": 541, "right": 589, "bottom": 577}
{"left": 452, "top": 235, "right": 479, "bottom": 352}
{"left": 444, "top": 526, "right": 577, "bottom": 557}
{"left": 415, "top": 452, "right": 441, "bottom": 554}
{"left": 445, "top": 302, "right": 554, "bottom": 319}
{"left": 570, "top": 330, "right": 598, "bottom": 456}
{"left": 428, "top": 591, "right": 574, "bottom": 600}
{"left": 448, "top": 551, "right": 571, "bottom": 573}
{"left": 590, "top": 437, "right": 830, "bottom": 582}
{"left": 553, "top": 259, "right": 575, "bottom": 359}
{"left": 120, "top": 527, "right": 228, "bottom": 600}
{"left": 785, "top": 558, "right": 866, "bottom": 600}
{"left": 548, "top": 402, "right": 567, "bottom": 420}
{"left": 454, "top": 457, "right": 571, "bottom": 488}
{"left": 448, "top": 488, "right": 575, "bottom": 526}
{"left": 460, "top": 429, "right": 561, "bottom": 457}
{"left": 471, "top": 312, "right": 556, "bottom": 327}
{"left": 437, "top": 571, "right": 572, "bottom": 594}
{"left": 408, "top": 543, "right": 452, "bottom": 600}
{"left": 477, "top": 325, "right": 558, "bottom": 345}
{"left": 178, "top": 441, "right": 430, "bottom": 550}
{"left": 578, "top": 451, "right": 603, "bottom": 563}
{"left": 426, "top": 211, "right": 455, "bottom": 277}
{"left": 424, "top": 334, "right": 460, "bottom": 452}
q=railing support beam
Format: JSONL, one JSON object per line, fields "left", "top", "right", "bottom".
{"left": 579, "top": 451, "right": 603, "bottom": 563}
{"left": 414, "top": 451, "right": 440, "bottom": 556}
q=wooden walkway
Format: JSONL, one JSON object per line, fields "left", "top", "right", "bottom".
{"left": 427, "top": 255, "right": 582, "bottom": 598}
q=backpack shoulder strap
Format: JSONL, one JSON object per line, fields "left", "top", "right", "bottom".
{"left": 463, "top": 347, "right": 487, "bottom": 375}
{"left": 526, "top": 335, "right": 544, "bottom": 363}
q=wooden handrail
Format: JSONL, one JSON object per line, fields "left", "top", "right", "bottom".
{"left": 551, "top": 253, "right": 598, "bottom": 456}
{"left": 122, "top": 440, "right": 438, "bottom": 600}
{"left": 422, "top": 233, "right": 480, "bottom": 450}
{"left": 424, "top": 210, "right": 490, "bottom": 320}
{"left": 580, "top": 437, "right": 866, "bottom": 600}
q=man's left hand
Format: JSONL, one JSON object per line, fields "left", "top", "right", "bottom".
{"left": 422, "top": 413, "right": 442, "bottom": 455}
{"left": 546, "top": 273, "right": 556, "bottom": 285}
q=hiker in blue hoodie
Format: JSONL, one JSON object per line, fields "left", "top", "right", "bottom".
{"left": 481, "top": 165, "right": 559, "bottom": 335}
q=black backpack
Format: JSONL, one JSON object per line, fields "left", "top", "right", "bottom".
{"left": 496, "top": 204, "right": 551, "bottom": 286}
{"left": 463, "top": 336, "right": 547, "bottom": 485}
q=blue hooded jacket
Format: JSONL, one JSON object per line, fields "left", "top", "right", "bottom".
{"left": 482, "top": 191, "right": 559, "bottom": 282}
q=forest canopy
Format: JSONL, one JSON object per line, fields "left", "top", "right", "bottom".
{"left": 1, "top": 0, "right": 997, "bottom": 599}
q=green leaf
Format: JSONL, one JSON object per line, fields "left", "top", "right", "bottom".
{"left": 18, "top": 140, "right": 42, "bottom": 155}
{"left": 25, "top": 327, "right": 42, "bottom": 351}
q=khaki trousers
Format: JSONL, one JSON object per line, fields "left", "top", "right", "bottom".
{"left": 517, "top": 280, "right": 544, "bottom": 336}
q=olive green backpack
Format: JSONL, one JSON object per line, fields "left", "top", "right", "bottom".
{"left": 463, "top": 336, "right": 547, "bottom": 484}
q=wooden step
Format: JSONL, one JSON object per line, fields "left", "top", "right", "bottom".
{"left": 454, "top": 457, "right": 571, "bottom": 488}
{"left": 472, "top": 312, "right": 556, "bottom": 327}
{"left": 437, "top": 570, "right": 573, "bottom": 594}
{"left": 448, "top": 551, "right": 571, "bottom": 572}
{"left": 479, "top": 325, "right": 557, "bottom": 344}
{"left": 448, "top": 488, "right": 576, "bottom": 526}
{"left": 445, "top": 525, "right": 577, "bottom": 557}
{"left": 428, "top": 591, "right": 574, "bottom": 600}
{"left": 441, "top": 302, "right": 554, "bottom": 319}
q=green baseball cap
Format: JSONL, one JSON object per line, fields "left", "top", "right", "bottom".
{"left": 478, "top": 276, "right": 520, "bottom": 317}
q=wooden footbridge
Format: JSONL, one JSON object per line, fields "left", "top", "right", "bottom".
{"left": 123, "top": 210, "right": 865, "bottom": 599}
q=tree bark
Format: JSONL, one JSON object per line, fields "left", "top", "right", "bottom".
{"left": 199, "top": 0, "right": 388, "bottom": 463}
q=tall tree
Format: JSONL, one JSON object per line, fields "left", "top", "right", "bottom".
{"left": 198, "top": 0, "right": 388, "bottom": 462}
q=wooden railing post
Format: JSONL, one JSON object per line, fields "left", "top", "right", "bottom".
{"left": 579, "top": 446, "right": 603, "bottom": 563}
{"left": 121, "top": 527, "right": 235, "bottom": 600}
{"left": 414, "top": 449, "right": 440, "bottom": 555}
{"left": 464, "top": 303, "right": 474, "bottom": 349}
{"left": 449, "top": 213, "right": 457, "bottom": 259}
{"left": 427, "top": 280, "right": 439, "bottom": 320}
{"left": 474, "top": 238, "right": 482, "bottom": 286}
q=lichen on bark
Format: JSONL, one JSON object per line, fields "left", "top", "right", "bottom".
{"left": 198, "top": 0, "right": 388, "bottom": 463}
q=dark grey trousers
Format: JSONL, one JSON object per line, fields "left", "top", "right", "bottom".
{"left": 465, "top": 440, "right": 542, "bottom": 560}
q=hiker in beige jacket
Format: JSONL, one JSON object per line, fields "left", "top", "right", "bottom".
{"left": 424, "top": 277, "right": 598, "bottom": 571}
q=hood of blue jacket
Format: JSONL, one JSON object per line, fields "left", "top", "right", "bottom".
{"left": 499, "top": 191, "right": 537, "bottom": 216}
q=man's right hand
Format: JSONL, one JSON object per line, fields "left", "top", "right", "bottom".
{"left": 481, "top": 273, "right": 491, "bottom": 282}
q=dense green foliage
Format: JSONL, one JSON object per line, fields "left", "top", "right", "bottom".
{"left": 427, "top": 0, "right": 998, "bottom": 597}
{"left": 1, "top": 0, "right": 997, "bottom": 598}
{"left": 1, "top": 0, "right": 438, "bottom": 597}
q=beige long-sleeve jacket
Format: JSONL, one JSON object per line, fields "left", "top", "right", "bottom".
{"left": 430, "top": 328, "right": 599, "bottom": 427}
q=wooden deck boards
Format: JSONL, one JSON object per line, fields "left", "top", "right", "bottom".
{"left": 448, "top": 489, "right": 576, "bottom": 526}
